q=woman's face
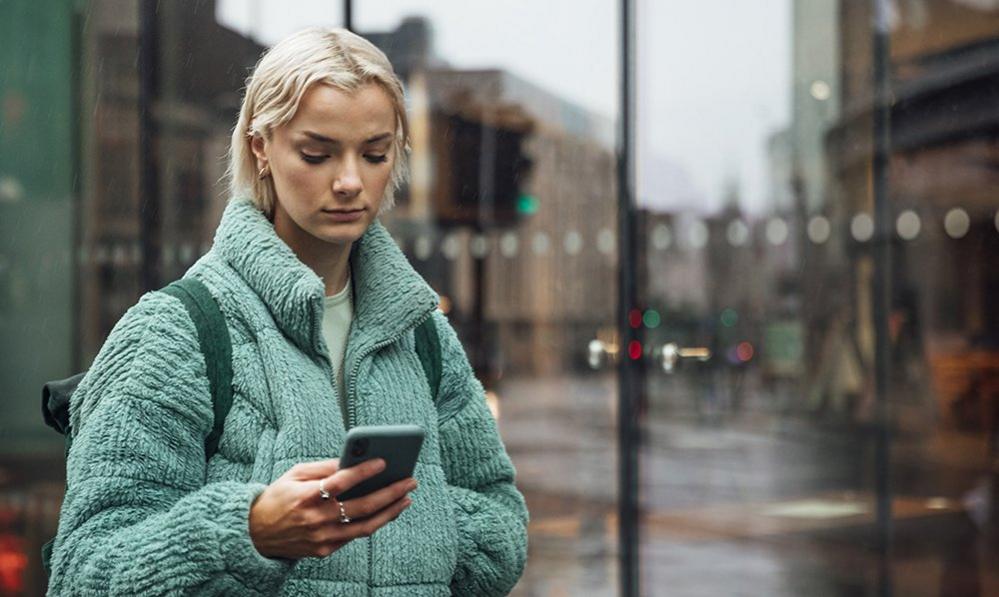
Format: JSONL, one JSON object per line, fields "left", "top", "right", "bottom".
{"left": 251, "top": 82, "right": 397, "bottom": 248}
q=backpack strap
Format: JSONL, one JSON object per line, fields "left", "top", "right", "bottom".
{"left": 161, "top": 278, "right": 233, "bottom": 460}
{"left": 414, "top": 314, "right": 442, "bottom": 403}
{"left": 40, "top": 279, "right": 233, "bottom": 579}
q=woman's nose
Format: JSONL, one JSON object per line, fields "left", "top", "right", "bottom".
{"left": 333, "top": 157, "right": 363, "bottom": 198}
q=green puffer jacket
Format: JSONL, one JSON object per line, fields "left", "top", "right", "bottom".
{"left": 47, "top": 196, "right": 529, "bottom": 596}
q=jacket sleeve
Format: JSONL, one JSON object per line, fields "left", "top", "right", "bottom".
{"left": 47, "top": 291, "right": 294, "bottom": 596}
{"left": 432, "top": 311, "right": 529, "bottom": 597}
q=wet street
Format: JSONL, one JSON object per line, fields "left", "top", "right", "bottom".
{"left": 3, "top": 372, "right": 997, "bottom": 596}
{"left": 501, "top": 373, "right": 999, "bottom": 596}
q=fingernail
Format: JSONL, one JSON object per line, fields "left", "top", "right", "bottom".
{"left": 404, "top": 498, "right": 413, "bottom": 506}
{"left": 407, "top": 480, "right": 418, "bottom": 491}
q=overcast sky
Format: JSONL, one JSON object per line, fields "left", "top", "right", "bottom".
{"left": 217, "top": 0, "right": 791, "bottom": 215}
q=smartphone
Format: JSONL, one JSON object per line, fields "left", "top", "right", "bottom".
{"left": 336, "top": 424, "right": 425, "bottom": 501}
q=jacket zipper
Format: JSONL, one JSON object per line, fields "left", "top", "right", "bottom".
{"left": 335, "top": 307, "right": 436, "bottom": 596}
{"left": 342, "top": 308, "right": 436, "bottom": 429}
{"left": 322, "top": 360, "right": 348, "bottom": 430}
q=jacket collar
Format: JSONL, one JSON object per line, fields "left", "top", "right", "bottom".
{"left": 213, "top": 196, "right": 439, "bottom": 359}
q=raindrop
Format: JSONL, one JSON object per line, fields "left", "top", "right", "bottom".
{"left": 470, "top": 234, "right": 489, "bottom": 259}
{"left": 851, "top": 214, "right": 874, "bottom": 242}
{"left": 0, "top": 176, "right": 25, "bottom": 203}
{"left": 442, "top": 234, "right": 461, "bottom": 261}
{"left": 179, "top": 243, "right": 194, "bottom": 264}
{"left": 766, "top": 218, "right": 789, "bottom": 246}
{"left": 414, "top": 235, "right": 433, "bottom": 261}
{"left": 896, "top": 210, "right": 921, "bottom": 240}
{"left": 564, "top": 230, "right": 583, "bottom": 255}
{"left": 597, "top": 228, "right": 616, "bottom": 255}
{"left": 687, "top": 220, "right": 708, "bottom": 249}
{"left": 500, "top": 232, "right": 519, "bottom": 258}
{"left": 807, "top": 216, "right": 831, "bottom": 244}
{"left": 532, "top": 232, "right": 551, "bottom": 255}
{"left": 810, "top": 80, "right": 832, "bottom": 101}
{"left": 651, "top": 224, "right": 672, "bottom": 250}
{"left": 943, "top": 208, "right": 970, "bottom": 239}
{"left": 726, "top": 220, "right": 749, "bottom": 247}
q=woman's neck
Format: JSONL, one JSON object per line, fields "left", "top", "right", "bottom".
{"left": 272, "top": 205, "right": 352, "bottom": 297}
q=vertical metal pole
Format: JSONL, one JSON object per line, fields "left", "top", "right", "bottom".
{"left": 70, "top": 4, "right": 83, "bottom": 371}
{"left": 618, "top": 0, "right": 640, "bottom": 595}
{"left": 871, "top": 1, "right": 893, "bottom": 595}
{"left": 344, "top": 0, "right": 354, "bottom": 32}
{"left": 474, "top": 110, "right": 497, "bottom": 377}
{"left": 138, "top": 0, "right": 161, "bottom": 292}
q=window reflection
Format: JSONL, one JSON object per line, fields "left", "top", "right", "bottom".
{"left": 3, "top": 0, "right": 999, "bottom": 595}
{"left": 356, "top": 7, "right": 621, "bottom": 594}
{"left": 638, "top": 0, "right": 999, "bottom": 594}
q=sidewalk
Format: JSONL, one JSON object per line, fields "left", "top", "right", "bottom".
{"left": 500, "top": 373, "right": 999, "bottom": 596}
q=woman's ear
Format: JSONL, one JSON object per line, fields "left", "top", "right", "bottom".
{"left": 250, "top": 133, "right": 268, "bottom": 169}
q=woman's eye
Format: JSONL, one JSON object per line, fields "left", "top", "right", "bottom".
{"left": 365, "top": 154, "right": 388, "bottom": 164}
{"left": 300, "top": 152, "right": 327, "bottom": 164}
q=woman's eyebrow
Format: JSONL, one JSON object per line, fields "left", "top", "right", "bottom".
{"left": 302, "top": 131, "right": 392, "bottom": 144}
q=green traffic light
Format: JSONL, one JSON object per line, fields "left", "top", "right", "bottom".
{"left": 516, "top": 193, "right": 539, "bottom": 215}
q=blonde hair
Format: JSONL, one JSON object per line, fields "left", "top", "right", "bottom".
{"left": 227, "top": 27, "right": 410, "bottom": 216}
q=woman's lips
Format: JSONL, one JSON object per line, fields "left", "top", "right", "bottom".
{"left": 321, "top": 208, "right": 365, "bottom": 223}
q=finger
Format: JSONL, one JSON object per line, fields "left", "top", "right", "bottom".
{"left": 329, "top": 497, "right": 413, "bottom": 543}
{"left": 313, "top": 497, "right": 410, "bottom": 554}
{"left": 341, "top": 496, "right": 412, "bottom": 541}
{"left": 312, "top": 539, "right": 348, "bottom": 559}
{"left": 339, "top": 477, "right": 417, "bottom": 521}
{"left": 315, "top": 458, "right": 386, "bottom": 499}
{"left": 287, "top": 458, "right": 340, "bottom": 480}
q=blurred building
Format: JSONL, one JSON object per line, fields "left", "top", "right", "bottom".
{"left": 75, "top": 8, "right": 620, "bottom": 388}
{"left": 825, "top": 0, "right": 999, "bottom": 429}
{"left": 77, "top": 0, "right": 265, "bottom": 363}
{"left": 367, "top": 18, "right": 618, "bottom": 382}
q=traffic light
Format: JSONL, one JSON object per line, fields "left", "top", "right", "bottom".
{"left": 433, "top": 104, "right": 534, "bottom": 227}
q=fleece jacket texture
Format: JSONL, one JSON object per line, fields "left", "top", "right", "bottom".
{"left": 47, "top": 196, "right": 529, "bottom": 596}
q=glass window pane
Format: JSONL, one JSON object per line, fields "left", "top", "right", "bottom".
{"left": 355, "top": 3, "right": 621, "bottom": 594}
{"left": 637, "top": 1, "right": 999, "bottom": 594}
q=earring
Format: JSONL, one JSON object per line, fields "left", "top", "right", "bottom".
{"left": 258, "top": 164, "right": 270, "bottom": 180}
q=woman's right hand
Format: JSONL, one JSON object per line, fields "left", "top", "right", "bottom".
{"left": 248, "top": 458, "right": 416, "bottom": 560}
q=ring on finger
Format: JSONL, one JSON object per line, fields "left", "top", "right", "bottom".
{"left": 318, "top": 479, "right": 331, "bottom": 501}
{"left": 337, "top": 500, "right": 351, "bottom": 524}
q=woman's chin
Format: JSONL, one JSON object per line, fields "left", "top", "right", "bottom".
{"left": 311, "top": 223, "right": 367, "bottom": 246}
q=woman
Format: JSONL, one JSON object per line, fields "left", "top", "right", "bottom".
{"left": 47, "top": 27, "right": 528, "bottom": 596}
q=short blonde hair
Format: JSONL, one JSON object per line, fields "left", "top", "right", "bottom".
{"left": 227, "top": 27, "right": 410, "bottom": 216}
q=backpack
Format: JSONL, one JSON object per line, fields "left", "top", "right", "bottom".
{"left": 39, "top": 277, "right": 441, "bottom": 576}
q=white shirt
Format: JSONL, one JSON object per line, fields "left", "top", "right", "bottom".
{"left": 321, "top": 275, "right": 354, "bottom": 402}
